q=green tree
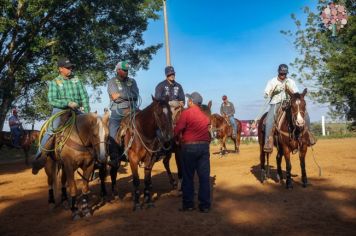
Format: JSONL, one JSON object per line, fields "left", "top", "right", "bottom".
{"left": 282, "top": 0, "right": 356, "bottom": 124}
{"left": 0, "top": 0, "right": 163, "bottom": 130}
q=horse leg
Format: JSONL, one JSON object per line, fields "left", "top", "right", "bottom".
{"left": 175, "top": 149, "right": 183, "bottom": 191}
{"left": 129, "top": 158, "right": 141, "bottom": 211}
{"left": 260, "top": 145, "right": 267, "bottom": 183}
{"left": 60, "top": 168, "right": 69, "bottom": 209}
{"left": 110, "top": 164, "right": 120, "bottom": 198}
{"left": 299, "top": 146, "right": 308, "bottom": 187}
{"left": 98, "top": 164, "right": 108, "bottom": 200}
{"left": 143, "top": 161, "right": 155, "bottom": 208}
{"left": 24, "top": 149, "right": 29, "bottom": 165}
{"left": 163, "top": 152, "right": 177, "bottom": 189}
{"left": 284, "top": 150, "right": 293, "bottom": 189}
{"left": 63, "top": 160, "right": 80, "bottom": 220}
{"left": 80, "top": 164, "right": 94, "bottom": 217}
{"left": 44, "top": 158, "right": 55, "bottom": 210}
{"left": 276, "top": 149, "right": 283, "bottom": 183}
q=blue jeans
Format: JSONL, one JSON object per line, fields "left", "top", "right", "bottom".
{"left": 10, "top": 127, "right": 21, "bottom": 146}
{"left": 109, "top": 107, "right": 131, "bottom": 163}
{"left": 229, "top": 116, "right": 237, "bottom": 136}
{"left": 181, "top": 143, "right": 211, "bottom": 209}
{"left": 265, "top": 103, "right": 312, "bottom": 143}
{"left": 35, "top": 108, "right": 64, "bottom": 157}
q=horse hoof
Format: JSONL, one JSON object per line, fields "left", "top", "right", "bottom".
{"left": 133, "top": 203, "right": 141, "bottom": 211}
{"left": 302, "top": 181, "right": 308, "bottom": 188}
{"left": 146, "top": 202, "right": 155, "bottom": 209}
{"left": 62, "top": 201, "right": 70, "bottom": 210}
{"left": 48, "top": 203, "right": 56, "bottom": 211}
{"left": 286, "top": 183, "right": 293, "bottom": 189}
{"left": 72, "top": 212, "right": 81, "bottom": 220}
{"left": 83, "top": 210, "right": 92, "bottom": 217}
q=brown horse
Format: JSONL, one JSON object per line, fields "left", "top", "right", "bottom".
{"left": 210, "top": 113, "right": 242, "bottom": 155}
{"left": 163, "top": 102, "right": 212, "bottom": 190}
{"left": 44, "top": 111, "right": 109, "bottom": 219}
{"left": 0, "top": 129, "right": 40, "bottom": 164}
{"left": 258, "top": 88, "right": 310, "bottom": 189}
{"left": 115, "top": 96, "right": 173, "bottom": 210}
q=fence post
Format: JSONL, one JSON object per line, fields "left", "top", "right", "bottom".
{"left": 322, "top": 116, "right": 326, "bottom": 136}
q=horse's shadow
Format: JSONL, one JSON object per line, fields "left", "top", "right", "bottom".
{"left": 88, "top": 165, "right": 217, "bottom": 213}
{"left": 212, "top": 150, "right": 237, "bottom": 156}
{"left": 250, "top": 164, "right": 298, "bottom": 183}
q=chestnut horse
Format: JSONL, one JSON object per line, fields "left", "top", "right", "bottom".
{"left": 44, "top": 111, "right": 109, "bottom": 219}
{"left": 258, "top": 88, "right": 310, "bottom": 189}
{"left": 114, "top": 96, "right": 173, "bottom": 210}
{"left": 210, "top": 114, "right": 242, "bottom": 155}
{"left": 0, "top": 129, "right": 40, "bottom": 164}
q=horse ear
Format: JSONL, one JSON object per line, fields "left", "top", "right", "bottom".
{"left": 302, "top": 88, "right": 307, "bottom": 97}
{"left": 208, "top": 100, "right": 212, "bottom": 109}
{"left": 102, "top": 110, "right": 110, "bottom": 125}
{"left": 151, "top": 95, "right": 155, "bottom": 101}
{"left": 286, "top": 86, "right": 294, "bottom": 97}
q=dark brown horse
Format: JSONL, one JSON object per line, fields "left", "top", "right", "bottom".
{"left": 210, "top": 113, "right": 242, "bottom": 155}
{"left": 163, "top": 101, "right": 212, "bottom": 191}
{"left": 258, "top": 88, "right": 310, "bottom": 189}
{"left": 44, "top": 111, "right": 109, "bottom": 219}
{"left": 0, "top": 129, "right": 40, "bottom": 164}
{"left": 115, "top": 96, "right": 173, "bottom": 210}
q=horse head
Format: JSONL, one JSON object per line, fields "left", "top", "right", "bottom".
{"left": 210, "top": 113, "right": 223, "bottom": 139}
{"left": 152, "top": 95, "right": 173, "bottom": 143}
{"left": 84, "top": 112, "right": 109, "bottom": 162}
{"left": 286, "top": 88, "right": 307, "bottom": 129}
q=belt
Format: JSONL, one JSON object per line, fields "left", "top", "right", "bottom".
{"left": 182, "top": 141, "right": 209, "bottom": 145}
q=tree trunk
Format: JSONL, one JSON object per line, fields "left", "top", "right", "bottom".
{"left": 0, "top": 97, "right": 13, "bottom": 131}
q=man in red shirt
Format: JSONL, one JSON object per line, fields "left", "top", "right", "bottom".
{"left": 174, "top": 92, "right": 211, "bottom": 213}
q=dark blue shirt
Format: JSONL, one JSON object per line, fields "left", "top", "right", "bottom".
{"left": 155, "top": 80, "right": 185, "bottom": 103}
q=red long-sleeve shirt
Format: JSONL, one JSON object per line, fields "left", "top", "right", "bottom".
{"left": 174, "top": 105, "right": 211, "bottom": 143}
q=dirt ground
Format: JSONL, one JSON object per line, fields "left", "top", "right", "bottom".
{"left": 1, "top": 138, "right": 356, "bottom": 236}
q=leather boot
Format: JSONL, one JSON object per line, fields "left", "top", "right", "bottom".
{"left": 263, "top": 136, "right": 274, "bottom": 153}
{"left": 31, "top": 136, "right": 54, "bottom": 175}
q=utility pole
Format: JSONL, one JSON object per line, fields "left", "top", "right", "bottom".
{"left": 163, "top": 0, "right": 171, "bottom": 66}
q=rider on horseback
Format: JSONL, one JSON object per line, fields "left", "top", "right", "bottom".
{"left": 263, "top": 64, "right": 316, "bottom": 153}
{"left": 155, "top": 66, "right": 185, "bottom": 157}
{"left": 220, "top": 95, "right": 237, "bottom": 138}
{"left": 107, "top": 60, "right": 139, "bottom": 168}
{"left": 8, "top": 108, "right": 22, "bottom": 148}
{"left": 32, "top": 57, "right": 90, "bottom": 174}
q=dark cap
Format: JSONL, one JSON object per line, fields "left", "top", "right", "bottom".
{"left": 57, "top": 57, "right": 75, "bottom": 68}
{"left": 186, "top": 92, "right": 203, "bottom": 105}
{"left": 278, "top": 64, "right": 288, "bottom": 74}
{"left": 165, "top": 66, "right": 175, "bottom": 76}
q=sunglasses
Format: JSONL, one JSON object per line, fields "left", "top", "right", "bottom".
{"left": 279, "top": 73, "right": 287, "bottom": 76}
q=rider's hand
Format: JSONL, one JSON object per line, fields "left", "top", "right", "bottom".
{"left": 68, "top": 101, "right": 79, "bottom": 109}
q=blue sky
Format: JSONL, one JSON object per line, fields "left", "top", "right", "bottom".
{"left": 94, "top": 0, "right": 329, "bottom": 122}
{"left": 9, "top": 0, "right": 330, "bottom": 131}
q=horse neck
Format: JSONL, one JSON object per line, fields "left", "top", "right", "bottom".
{"left": 136, "top": 103, "right": 157, "bottom": 138}
{"left": 75, "top": 114, "right": 96, "bottom": 145}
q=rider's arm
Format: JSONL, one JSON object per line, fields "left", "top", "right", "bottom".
{"left": 48, "top": 80, "right": 71, "bottom": 109}
{"left": 174, "top": 110, "right": 187, "bottom": 137}
{"left": 220, "top": 104, "right": 225, "bottom": 116}
{"left": 107, "top": 79, "right": 121, "bottom": 101}
{"left": 177, "top": 84, "right": 185, "bottom": 105}
{"left": 154, "top": 82, "right": 163, "bottom": 100}
{"left": 264, "top": 80, "right": 273, "bottom": 99}
{"left": 231, "top": 102, "right": 235, "bottom": 116}
{"left": 77, "top": 79, "right": 90, "bottom": 113}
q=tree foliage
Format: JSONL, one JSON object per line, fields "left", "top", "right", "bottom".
{"left": 0, "top": 0, "right": 163, "bottom": 130}
{"left": 282, "top": 0, "right": 356, "bottom": 122}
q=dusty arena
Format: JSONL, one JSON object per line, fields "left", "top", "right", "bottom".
{"left": 1, "top": 138, "right": 356, "bottom": 236}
